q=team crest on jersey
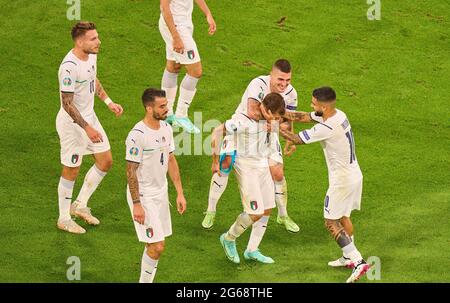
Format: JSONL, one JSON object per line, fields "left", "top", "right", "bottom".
{"left": 146, "top": 227, "right": 154, "bottom": 238}
{"left": 63, "top": 77, "right": 72, "bottom": 86}
{"left": 187, "top": 50, "right": 195, "bottom": 60}
{"left": 71, "top": 154, "right": 79, "bottom": 164}
{"left": 129, "top": 147, "right": 139, "bottom": 156}
{"left": 258, "top": 91, "right": 264, "bottom": 100}
{"left": 250, "top": 201, "right": 258, "bottom": 210}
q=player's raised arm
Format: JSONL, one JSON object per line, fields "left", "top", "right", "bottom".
{"left": 126, "top": 161, "right": 145, "bottom": 224}
{"left": 283, "top": 111, "right": 313, "bottom": 123}
{"left": 160, "top": 0, "right": 184, "bottom": 53}
{"left": 195, "top": 0, "right": 216, "bottom": 35}
{"left": 95, "top": 78, "right": 123, "bottom": 117}
{"left": 168, "top": 153, "right": 187, "bottom": 214}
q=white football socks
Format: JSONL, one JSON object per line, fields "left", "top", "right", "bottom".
{"left": 342, "top": 242, "right": 363, "bottom": 264}
{"left": 58, "top": 177, "right": 75, "bottom": 221}
{"left": 247, "top": 215, "right": 269, "bottom": 252}
{"left": 225, "top": 212, "right": 254, "bottom": 241}
{"left": 207, "top": 172, "right": 229, "bottom": 212}
{"left": 175, "top": 74, "right": 199, "bottom": 118}
{"left": 75, "top": 164, "right": 106, "bottom": 208}
{"left": 140, "top": 249, "right": 159, "bottom": 283}
{"left": 274, "top": 177, "right": 288, "bottom": 217}
{"left": 161, "top": 69, "right": 179, "bottom": 116}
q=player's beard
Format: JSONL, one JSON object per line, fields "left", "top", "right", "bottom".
{"left": 153, "top": 111, "right": 168, "bottom": 120}
{"left": 314, "top": 110, "right": 324, "bottom": 117}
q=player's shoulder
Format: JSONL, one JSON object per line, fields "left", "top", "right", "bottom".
{"left": 284, "top": 84, "right": 297, "bottom": 98}
{"left": 251, "top": 75, "right": 270, "bottom": 87}
{"left": 128, "top": 121, "right": 146, "bottom": 137}
{"left": 161, "top": 120, "right": 174, "bottom": 133}
{"left": 334, "top": 109, "right": 351, "bottom": 130}
{"left": 60, "top": 50, "right": 79, "bottom": 68}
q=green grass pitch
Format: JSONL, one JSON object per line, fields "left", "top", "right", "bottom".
{"left": 0, "top": 0, "right": 449, "bottom": 282}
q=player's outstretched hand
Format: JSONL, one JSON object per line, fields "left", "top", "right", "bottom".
{"left": 85, "top": 125, "right": 103, "bottom": 143}
{"left": 207, "top": 14, "right": 216, "bottom": 35}
{"left": 176, "top": 194, "right": 187, "bottom": 215}
{"left": 133, "top": 203, "right": 145, "bottom": 225}
{"left": 108, "top": 102, "right": 123, "bottom": 117}
{"left": 284, "top": 141, "right": 297, "bottom": 156}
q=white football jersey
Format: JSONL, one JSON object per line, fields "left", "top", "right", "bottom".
{"left": 299, "top": 109, "right": 363, "bottom": 186}
{"left": 125, "top": 121, "right": 175, "bottom": 196}
{"left": 58, "top": 50, "right": 97, "bottom": 123}
{"left": 225, "top": 113, "right": 276, "bottom": 168}
{"left": 160, "top": 0, "right": 194, "bottom": 27}
{"left": 235, "top": 75, "right": 298, "bottom": 115}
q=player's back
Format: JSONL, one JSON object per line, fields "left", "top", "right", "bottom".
{"left": 58, "top": 50, "right": 97, "bottom": 122}
{"left": 311, "top": 110, "right": 362, "bottom": 185}
{"left": 126, "top": 121, "right": 175, "bottom": 197}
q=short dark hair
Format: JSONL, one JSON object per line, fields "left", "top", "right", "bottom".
{"left": 71, "top": 21, "right": 96, "bottom": 40}
{"left": 273, "top": 59, "right": 291, "bottom": 73}
{"left": 262, "top": 92, "right": 286, "bottom": 116}
{"left": 312, "top": 87, "right": 336, "bottom": 102}
{"left": 142, "top": 88, "right": 166, "bottom": 107}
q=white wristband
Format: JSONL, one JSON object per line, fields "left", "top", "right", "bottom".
{"left": 104, "top": 97, "right": 113, "bottom": 106}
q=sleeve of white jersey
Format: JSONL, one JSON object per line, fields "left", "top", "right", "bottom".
{"left": 168, "top": 125, "right": 175, "bottom": 153}
{"left": 125, "top": 130, "right": 144, "bottom": 163}
{"left": 299, "top": 123, "right": 334, "bottom": 144}
{"left": 285, "top": 87, "right": 298, "bottom": 111}
{"left": 247, "top": 78, "right": 265, "bottom": 103}
{"left": 309, "top": 111, "right": 324, "bottom": 123}
{"left": 58, "top": 63, "right": 77, "bottom": 93}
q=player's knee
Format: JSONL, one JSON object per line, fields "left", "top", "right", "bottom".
{"left": 249, "top": 214, "right": 262, "bottom": 222}
{"left": 263, "top": 208, "right": 272, "bottom": 216}
{"left": 187, "top": 66, "right": 202, "bottom": 78}
{"left": 270, "top": 165, "right": 284, "bottom": 182}
{"left": 97, "top": 157, "right": 113, "bottom": 172}
{"left": 166, "top": 62, "right": 181, "bottom": 74}
{"left": 62, "top": 166, "right": 80, "bottom": 180}
{"left": 154, "top": 242, "right": 165, "bottom": 254}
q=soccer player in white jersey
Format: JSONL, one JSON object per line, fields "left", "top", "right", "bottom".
{"left": 276, "top": 86, "right": 370, "bottom": 283}
{"left": 56, "top": 22, "right": 123, "bottom": 234}
{"left": 203, "top": 59, "right": 300, "bottom": 233}
{"left": 125, "top": 88, "right": 187, "bottom": 283}
{"left": 212, "top": 93, "right": 286, "bottom": 264}
{"left": 159, "top": 0, "right": 216, "bottom": 133}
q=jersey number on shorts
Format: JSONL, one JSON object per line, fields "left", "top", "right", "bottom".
{"left": 345, "top": 130, "right": 356, "bottom": 164}
{"left": 160, "top": 153, "right": 164, "bottom": 165}
{"left": 89, "top": 80, "right": 95, "bottom": 94}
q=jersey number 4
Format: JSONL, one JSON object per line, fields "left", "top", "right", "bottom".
{"left": 345, "top": 130, "right": 356, "bottom": 164}
{"left": 160, "top": 153, "right": 164, "bottom": 165}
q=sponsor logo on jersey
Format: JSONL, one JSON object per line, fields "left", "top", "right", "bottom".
{"left": 129, "top": 147, "right": 139, "bottom": 156}
{"left": 71, "top": 154, "right": 79, "bottom": 164}
{"left": 146, "top": 227, "right": 154, "bottom": 238}
{"left": 63, "top": 77, "right": 72, "bottom": 86}
{"left": 250, "top": 201, "right": 258, "bottom": 210}
{"left": 187, "top": 50, "right": 195, "bottom": 60}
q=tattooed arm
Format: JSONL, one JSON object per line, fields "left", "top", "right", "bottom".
{"left": 96, "top": 78, "right": 123, "bottom": 116}
{"left": 61, "top": 92, "right": 103, "bottom": 142}
{"left": 95, "top": 78, "right": 109, "bottom": 101}
{"left": 61, "top": 92, "right": 88, "bottom": 129}
{"left": 279, "top": 128, "right": 305, "bottom": 145}
{"left": 126, "top": 161, "right": 145, "bottom": 224}
{"left": 283, "top": 111, "right": 313, "bottom": 123}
